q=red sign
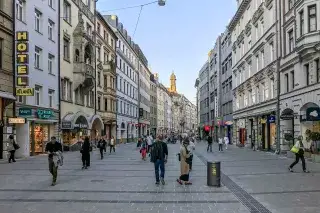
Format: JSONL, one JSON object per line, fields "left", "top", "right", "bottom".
{"left": 204, "top": 125, "right": 210, "bottom": 132}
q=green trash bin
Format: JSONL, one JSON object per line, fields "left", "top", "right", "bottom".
{"left": 207, "top": 161, "right": 221, "bottom": 187}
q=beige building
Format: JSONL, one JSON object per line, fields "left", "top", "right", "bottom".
{"left": 60, "top": 0, "right": 104, "bottom": 146}
{"left": 95, "top": 12, "right": 117, "bottom": 140}
{"left": 0, "top": 1, "right": 15, "bottom": 159}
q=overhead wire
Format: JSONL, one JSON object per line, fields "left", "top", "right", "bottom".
{"left": 99, "top": 1, "right": 158, "bottom": 13}
{"left": 132, "top": 6, "right": 144, "bottom": 38}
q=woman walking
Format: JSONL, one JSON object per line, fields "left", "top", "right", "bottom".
{"left": 177, "top": 138, "right": 192, "bottom": 185}
{"left": 81, "top": 137, "right": 91, "bottom": 169}
{"left": 8, "top": 135, "right": 18, "bottom": 163}
{"left": 140, "top": 140, "right": 147, "bottom": 160}
{"left": 109, "top": 136, "right": 116, "bottom": 154}
{"left": 224, "top": 135, "right": 229, "bottom": 150}
{"left": 289, "top": 136, "right": 309, "bottom": 173}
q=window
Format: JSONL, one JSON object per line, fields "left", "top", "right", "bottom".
{"left": 97, "top": 46, "right": 101, "bottom": 61}
{"left": 48, "top": 0, "right": 54, "bottom": 8}
{"left": 264, "top": 83, "right": 269, "bottom": 100}
{"left": 63, "top": 1, "right": 71, "bottom": 23}
{"left": 300, "top": 10, "right": 304, "bottom": 36}
{"left": 316, "top": 59, "right": 320, "bottom": 83}
{"left": 288, "top": 30, "right": 294, "bottom": 53}
{"left": 270, "top": 43, "right": 274, "bottom": 62}
{"left": 34, "top": 46, "right": 42, "bottom": 69}
{"left": 35, "top": 85, "right": 41, "bottom": 106}
{"left": 97, "top": 23, "right": 100, "bottom": 35}
{"left": 35, "top": 9, "right": 42, "bottom": 32}
{"left": 285, "top": 73, "right": 289, "bottom": 92}
{"left": 105, "top": 99, "right": 108, "bottom": 111}
{"left": 288, "top": 0, "right": 293, "bottom": 10}
{"left": 270, "top": 78, "right": 274, "bottom": 98}
{"left": 252, "top": 89, "right": 256, "bottom": 104}
{"left": 17, "top": 95, "right": 26, "bottom": 104}
{"left": 248, "top": 61, "right": 252, "bottom": 77}
{"left": 48, "top": 20, "right": 54, "bottom": 40}
{"left": 308, "top": 5, "right": 317, "bottom": 32}
{"left": 256, "top": 86, "right": 260, "bottom": 103}
{"left": 97, "top": 71, "right": 102, "bottom": 87}
{"left": 111, "top": 38, "right": 114, "bottom": 48}
{"left": 0, "top": 39, "right": 2, "bottom": 69}
{"left": 97, "top": 96, "right": 101, "bottom": 111}
{"left": 305, "top": 63, "right": 310, "bottom": 86}
{"left": 61, "top": 78, "right": 72, "bottom": 101}
{"left": 63, "top": 38, "right": 70, "bottom": 60}
{"left": 290, "top": 70, "right": 295, "bottom": 89}
{"left": 86, "top": 0, "right": 91, "bottom": 10}
{"left": 86, "top": 23, "right": 92, "bottom": 35}
{"left": 48, "top": 89, "right": 54, "bottom": 107}
{"left": 255, "top": 24, "right": 259, "bottom": 40}
{"left": 256, "top": 54, "right": 259, "bottom": 72}
{"left": 16, "top": 0, "right": 25, "bottom": 21}
{"left": 48, "top": 54, "right": 54, "bottom": 74}
{"left": 261, "top": 51, "right": 264, "bottom": 68}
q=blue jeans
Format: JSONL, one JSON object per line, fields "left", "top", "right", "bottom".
{"left": 154, "top": 159, "right": 165, "bottom": 182}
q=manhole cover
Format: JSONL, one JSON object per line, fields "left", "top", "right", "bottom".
{"left": 91, "top": 180, "right": 104, "bottom": 183}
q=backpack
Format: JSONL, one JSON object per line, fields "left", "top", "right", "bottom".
{"left": 151, "top": 142, "right": 163, "bottom": 162}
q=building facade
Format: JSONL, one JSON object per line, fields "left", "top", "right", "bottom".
{"left": 220, "top": 29, "right": 233, "bottom": 142}
{"left": 0, "top": 1, "right": 15, "bottom": 159}
{"left": 156, "top": 82, "right": 166, "bottom": 135}
{"left": 136, "top": 48, "right": 150, "bottom": 136}
{"left": 230, "top": 0, "right": 279, "bottom": 149}
{"left": 279, "top": 0, "right": 320, "bottom": 150}
{"left": 60, "top": 0, "right": 104, "bottom": 148}
{"left": 95, "top": 13, "right": 117, "bottom": 142}
{"left": 106, "top": 15, "right": 139, "bottom": 143}
{"left": 150, "top": 74, "right": 157, "bottom": 136}
{"left": 198, "top": 62, "right": 210, "bottom": 138}
{"left": 14, "top": 0, "right": 59, "bottom": 157}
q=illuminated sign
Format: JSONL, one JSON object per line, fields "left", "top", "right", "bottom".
{"left": 16, "top": 88, "right": 34, "bottom": 96}
{"left": 8, "top": 117, "right": 26, "bottom": 124}
{"left": 16, "top": 31, "right": 33, "bottom": 96}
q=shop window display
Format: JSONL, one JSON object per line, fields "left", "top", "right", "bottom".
{"left": 30, "top": 124, "right": 49, "bottom": 154}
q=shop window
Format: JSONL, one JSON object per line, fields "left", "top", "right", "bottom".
{"left": 30, "top": 124, "right": 49, "bottom": 154}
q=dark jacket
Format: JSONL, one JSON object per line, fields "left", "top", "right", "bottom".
{"left": 98, "top": 139, "right": 106, "bottom": 149}
{"left": 81, "top": 141, "right": 90, "bottom": 154}
{"left": 151, "top": 141, "right": 168, "bottom": 162}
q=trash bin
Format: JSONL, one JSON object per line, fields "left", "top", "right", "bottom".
{"left": 207, "top": 161, "right": 221, "bottom": 187}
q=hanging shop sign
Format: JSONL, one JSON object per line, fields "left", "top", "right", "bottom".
{"left": 268, "top": 115, "right": 276, "bottom": 123}
{"left": 304, "top": 107, "right": 320, "bottom": 121}
{"left": 18, "top": 108, "right": 32, "bottom": 116}
{"left": 16, "top": 31, "right": 33, "bottom": 96}
{"left": 61, "top": 121, "right": 72, "bottom": 129}
{"left": 8, "top": 117, "right": 26, "bottom": 124}
{"left": 74, "top": 123, "right": 88, "bottom": 129}
{"left": 37, "top": 109, "right": 53, "bottom": 119}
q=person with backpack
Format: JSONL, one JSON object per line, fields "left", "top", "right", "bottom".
{"left": 97, "top": 137, "right": 106, "bottom": 159}
{"left": 150, "top": 135, "right": 168, "bottom": 185}
{"left": 207, "top": 135, "right": 213, "bottom": 152}
{"left": 289, "top": 136, "right": 309, "bottom": 173}
{"left": 177, "top": 138, "right": 192, "bottom": 185}
{"left": 140, "top": 139, "right": 147, "bottom": 160}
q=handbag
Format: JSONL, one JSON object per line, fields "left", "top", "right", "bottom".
{"left": 290, "top": 146, "right": 299, "bottom": 154}
{"left": 13, "top": 143, "right": 20, "bottom": 150}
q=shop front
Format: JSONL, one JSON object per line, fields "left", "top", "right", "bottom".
{"left": 14, "top": 107, "right": 59, "bottom": 157}
{"left": 88, "top": 114, "right": 104, "bottom": 141}
{"left": 257, "top": 113, "right": 276, "bottom": 151}
{"left": 61, "top": 112, "right": 89, "bottom": 150}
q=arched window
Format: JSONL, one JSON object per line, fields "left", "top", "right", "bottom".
{"left": 75, "top": 49, "right": 80, "bottom": 62}
{"left": 84, "top": 44, "right": 92, "bottom": 64}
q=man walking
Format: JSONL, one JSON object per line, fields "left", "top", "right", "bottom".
{"left": 45, "top": 136, "right": 62, "bottom": 186}
{"left": 207, "top": 135, "right": 213, "bottom": 152}
{"left": 97, "top": 137, "right": 106, "bottom": 159}
{"left": 151, "top": 135, "right": 168, "bottom": 185}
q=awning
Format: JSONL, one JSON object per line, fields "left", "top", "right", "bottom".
{"left": 0, "top": 91, "right": 16, "bottom": 100}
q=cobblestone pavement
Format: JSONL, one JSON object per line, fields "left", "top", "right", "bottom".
{"left": 0, "top": 143, "right": 249, "bottom": 213}
{"left": 195, "top": 141, "right": 320, "bottom": 213}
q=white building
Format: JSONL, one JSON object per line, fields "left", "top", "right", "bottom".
{"left": 60, "top": 0, "right": 105, "bottom": 147}
{"left": 15, "top": 0, "right": 59, "bottom": 157}
{"left": 105, "top": 15, "right": 139, "bottom": 143}
{"left": 230, "top": 0, "right": 279, "bottom": 150}
{"left": 279, "top": 0, "right": 320, "bottom": 149}
{"left": 156, "top": 82, "right": 166, "bottom": 134}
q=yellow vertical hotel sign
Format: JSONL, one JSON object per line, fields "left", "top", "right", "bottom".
{"left": 16, "top": 31, "right": 34, "bottom": 96}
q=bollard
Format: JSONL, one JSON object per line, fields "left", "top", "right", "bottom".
{"left": 207, "top": 161, "right": 221, "bottom": 187}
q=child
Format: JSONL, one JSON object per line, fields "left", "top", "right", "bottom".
{"left": 140, "top": 141, "right": 147, "bottom": 160}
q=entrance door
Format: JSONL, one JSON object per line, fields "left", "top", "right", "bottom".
{"left": 261, "top": 123, "right": 266, "bottom": 150}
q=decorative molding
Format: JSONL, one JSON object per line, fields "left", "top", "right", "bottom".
{"left": 252, "top": 2, "right": 264, "bottom": 25}
{"left": 245, "top": 20, "right": 252, "bottom": 36}
{"left": 265, "top": 0, "right": 273, "bottom": 9}
{"left": 237, "top": 30, "right": 245, "bottom": 45}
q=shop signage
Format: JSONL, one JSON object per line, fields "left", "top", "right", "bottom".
{"left": 8, "top": 117, "right": 26, "bottom": 124}
{"left": 280, "top": 108, "right": 294, "bottom": 120}
{"left": 16, "top": 88, "right": 34, "bottom": 96}
{"left": 61, "top": 121, "right": 72, "bottom": 129}
{"left": 268, "top": 115, "right": 276, "bottom": 123}
{"left": 37, "top": 109, "right": 53, "bottom": 119}
{"left": 305, "top": 107, "right": 320, "bottom": 121}
{"left": 16, "top": 31, "right": 33, "bottom": 96}
{"left": 19, "top": 108, "right": 32, "bottom": 116}
{"left": 74, "top": 123, "right": 88, "bottom": 129}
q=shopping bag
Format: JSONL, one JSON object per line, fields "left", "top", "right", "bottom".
{"left": 290, "top": 146, "right": 299, "bottom": 154}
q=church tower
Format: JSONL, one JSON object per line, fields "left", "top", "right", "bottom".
{"left": 169, "top": 71, "right": 177, "bottom": 93}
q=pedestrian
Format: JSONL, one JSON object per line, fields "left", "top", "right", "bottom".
{"left": 97, "top": 137, "right": 106, "bottom": 159}
{"left": 224, "top": 135, "right": 229, "bottom": 150}
{"left": 109, "top": 136, "right": 116, "bottom": 153}
{"left": 81, "top": 137, "right": 91, "bottom": 169}
{"left": 147, "top": 134, "right": 153, "bottom": 153}
{"left": 45, "top": 136, "right": 62, "bottom": 186}
{"left": 207, "top": 135, "right": 213, "bottom": 152}
{"left": 289, "top": 136, "right": 309, "bottom": 173}
{"left": 140, "top": 140, "right": 147, "bottom": 160}
{"left": 187, "top": 138, "right": 195, "bottom": 170}
{"left": 218, "top": 137, "right": 223, "bottom": 152}
{"left": 177, "top": 138, "right": 192, "bottom": 185}
{"left": 150, "top": 135, "right": 168, "bottom": 185}
{"left": 8, "top": 135, "right": 19, "bottom": 163}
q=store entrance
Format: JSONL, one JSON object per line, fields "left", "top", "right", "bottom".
{"left": 30, "top": 124, "right": 49, "bottom": 154}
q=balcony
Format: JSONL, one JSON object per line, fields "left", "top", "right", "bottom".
{"left": 103, "top": 61, "right": 116, "bottom": 74}
{"left": 103, "top": 86, "right": 116, "bottom": 97}
{"left": 73, "top": 62, "right": 95, "bottom": 93}
{"left": 296, "top": 31, "right": 320, "bottom": 57}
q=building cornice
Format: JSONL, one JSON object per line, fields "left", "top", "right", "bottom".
{"left": 228, "top": 0, "right": 251, "bottom": 32}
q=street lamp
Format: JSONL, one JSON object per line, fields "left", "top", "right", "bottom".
{"left": 158, "top": 0, "right": 166, "bottom": 6}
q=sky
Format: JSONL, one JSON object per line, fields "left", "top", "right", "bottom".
{"left": 97, "top": 0, "right": 237, "bottom": 104}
